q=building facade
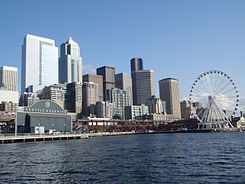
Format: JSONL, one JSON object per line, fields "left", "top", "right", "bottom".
{"left": 96, "top": 101, "right": 113, "bottom": 119}
{"left": 38, "top": 84, "right": 66, "bottom": 109}
{"left": 159, "top": 78, "right": 181, "bottom": 119}
{"left": 131, "top": 70, "right": 155, "bottom": 105}
{"left": 16, "top": 100, "right": 72, "bottom": 133}
{"left": 21, "top": 34, "right": 58, "bottom": 94}
{"left": 115, "top": 72, "right": 133, "bottom": 105}
{"left": 125, "top": 104, "right": 149, "bottom": 120}
{"left": 82, "top": 82, "right": 99, "bottom": 116}
{"left": 0, "top": 90, "right": 19, "bottom": 104}
{"left": 83, "top": 74, "right": 103, "bottom": 101}
{"left": 65, "top": 82, "right": 82, "bottom": 114}
{"left": 106, "top": 88, "right": 129, "bottom": 120}
{"left": 96, "top": 66, "right": 115, "bottom": 101}
{"left": 59, "top": 37, "right": 82, "bottom": 84}
{"left": 0, "top": 66, "right": 18, "bottom": 91}
{"left": 146, "top": 95, "right": 166, "bottom": 114}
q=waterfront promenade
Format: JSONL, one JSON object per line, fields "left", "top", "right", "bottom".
{"left": 0, "top": 132, "right": 134, "bottom": 144}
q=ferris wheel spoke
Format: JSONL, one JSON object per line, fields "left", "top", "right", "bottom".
{"left": 213, "top": 75, "right": 227, "bottom": 94}
{"left": 191, "top": 86, "right": 208, "bottom": 97}
{"left": 213, "top": 72, "right": 222, "bottom": 91}
{"left": 205, "top": 75, "right": 214, "bottom": 93}
{"left": 195, "top": 80, "right": 210, "bottom": 94}
{"left": 218, "top": 88, "right": 237, "bottom": 96}
{"left": 215, "top": 81, "right": 232, "bottom": 95}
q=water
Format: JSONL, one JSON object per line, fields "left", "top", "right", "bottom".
{"left": 0, "top": 132, "right": 245, "bottom": 184}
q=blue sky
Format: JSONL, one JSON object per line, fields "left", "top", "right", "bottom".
{"left": 0, "top": 0, "right": 245, "bottom": 108}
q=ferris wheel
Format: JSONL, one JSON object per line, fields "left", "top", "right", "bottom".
{"left": 189, "top": 70, "right": 239, "bottom": 130}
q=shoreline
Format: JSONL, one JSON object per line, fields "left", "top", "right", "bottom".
{"left": 0, "top": 132, "right": 134, "bottom": 144}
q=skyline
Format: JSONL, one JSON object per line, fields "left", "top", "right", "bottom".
{"left": 0, "top": 0, "right": 245, "bottom": 110}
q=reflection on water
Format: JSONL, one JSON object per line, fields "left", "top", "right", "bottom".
{"left": 0, "top": 132, "right": 245, "bottom": 183}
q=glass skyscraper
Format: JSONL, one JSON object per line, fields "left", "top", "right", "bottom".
{"left": 59, "top": 37, "right": 82, "bottom": 84}
{"left": 21, "top": 34, "right": 58, "bottom": 94}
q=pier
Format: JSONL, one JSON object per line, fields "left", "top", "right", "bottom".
{"left": 0, "top": 132, "right": 134, "bottom": 144}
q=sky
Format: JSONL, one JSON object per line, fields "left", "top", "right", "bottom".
{"left": 0, "top": 0, "right": 245, "bottom": 110}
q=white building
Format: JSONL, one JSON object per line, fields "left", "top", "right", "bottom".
{"left": 106, "top": 88, "right": 129, "bottom": 120}
{"left": 0, "top": 66, "right": 18, "bottom": 91}
{"left": 21, "top": 34, "right": 58, "bottom": 94}
{"left": 146, "top": 95, "right": 166, "bottom": 114}
{"left": 59, "top": 37, "right": 82, "bottom": 84}
{"left": 96, "top": 101, "right": 113, "bottom": 119}
{"left": 39, "top": 84, "right": 66, "bottom": 109}
{"left": 0, "top": 90, "right": 19, "bottom": 104}
{"left": 125, "top": 104, "right": 149, "bottom": 120}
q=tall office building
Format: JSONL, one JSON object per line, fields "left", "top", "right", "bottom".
{"left": 115, "top": 72, "right": 133, "bottom": 105}
{"left": 82, "top": 82, "right": 99, "bottom": 115}
{"left": 83, "top": 74, "right": 103, "bottom": 101}
{"left": 65, "top": 82, "right": 82, "bottom": 114}
{"left": 130, "top": 58, "right": 155, "bottom": 105}
{"left": 106, "top": 88, "right": 129, "bottom": 120}
{"left": 159, "top": 78, "right": 181, "bottom": 119}
{"left": 132, "top": 70, "right": 155, "bottom": 105}
{"left": 96, "top": 66, "right": 115, "bottom": 101}
{"left": 130, "top": 57, "right": 143, "bottom": 72}
{"left": 0, "top": 66, "right": 18, "bottom": 91}
{"left": 21, "top": 34, "right": 58, "bottom": 94}
{"left": 59, "top": 37, "right": 82, "bottom": 84}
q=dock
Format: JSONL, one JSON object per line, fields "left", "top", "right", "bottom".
{"left": 0, "top": 132, "right": 134, "bottom": 144}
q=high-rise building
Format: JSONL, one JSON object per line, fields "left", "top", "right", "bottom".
{"left": 106, "top": 88, "right": 129, "bottom": 120}
{"left": 130, "top": 57, "right": 143, "bottom": 72}
{"left": 125, "top": 104, "right": 149, "bottom": 120}
{"left": 83, "top": 74, "right": 103, "bottom": 101}
{"left": 159, "top": 78, "right": 181, "bottom": 119}
{"left": 96, "top": 66, "right": 115, "bottom": 101}
{"left": 96, "top": 101, "right": 113, "bottom": 119}
{"left": 0, "top": 66, "right": 18, "bottom": 91}
{"left": 65, "top": 82, "right": 82, "bottom": 114}
{"left": 82, "top": 82, "right": 99, "bottom": 116}
{"left": 21, "top": 34, "right": 58, "bottom": 94}
{"left": 146, "top": 95, "right": 166, "bottom": 114}
{"left": 38, "top": 84, "right": 66, "bottom": 108}
{"left": 115, "top": 72, "right": 133, "bottom": 105}
{"left": 59, "top": 37, "right": 82, "bottom": 84}
{"left": 131, "top": 70, "right": 155, "bottom": 105}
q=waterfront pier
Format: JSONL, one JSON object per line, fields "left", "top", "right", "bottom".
{"left": 0, "top": 132, "right": 134, "bottom": 144}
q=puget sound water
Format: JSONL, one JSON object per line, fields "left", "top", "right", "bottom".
{"left": 0, "top": 132, "right": 245, "bottom": 184}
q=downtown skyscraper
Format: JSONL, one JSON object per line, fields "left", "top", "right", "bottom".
{"left": 115, "top": 72, "right": 133, "bottom": 105}
{"left": 0, "top": 66, "right": 18, "bottom": 91}
{"left": 21, "top": 34, "right": 58, "bottom": 94}
{"left": 59, "top": 37, "right": 82, "bottom": 84}
{"left": 131, "top": 58, "right": 155, "bottom": 105}
{"left": 159, "top": 78, "right": 181, "bottom": 119}
{"left": 97, "top": 66, "right": 115, "bottom": 101}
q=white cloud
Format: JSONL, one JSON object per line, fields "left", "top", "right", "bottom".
{"left": 83, "top": 64, "right": 96, "bottom": 75}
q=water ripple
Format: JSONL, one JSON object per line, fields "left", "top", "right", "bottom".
{"left": 1, "top": 133, "right": 245, "bottom": 183}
